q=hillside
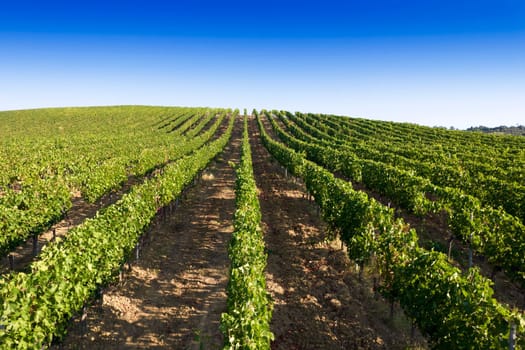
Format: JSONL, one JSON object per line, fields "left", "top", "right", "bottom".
{"left": 0, "top": 106, "right": 523, "bottom": 349}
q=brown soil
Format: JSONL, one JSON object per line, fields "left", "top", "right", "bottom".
{"left": 55, "top": 117, "right": 240, "bottom": 349}
{"left": 250, "top": 116, "right": 427, "bottom": 349}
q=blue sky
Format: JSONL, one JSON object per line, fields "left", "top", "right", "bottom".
{"left": 1, "top": 0, "right": 524, "bottom": 128}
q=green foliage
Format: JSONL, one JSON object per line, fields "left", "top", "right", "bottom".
{"left": 221, "top": 116, "right": 273, "bottom": 349}
{"left": 392, "top": 250, "right": 513, "bottom": 349}
{"left": 467, "top": 125, "right": 525, "bottom": 136}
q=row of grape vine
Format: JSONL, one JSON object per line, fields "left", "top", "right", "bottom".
{"left": 220, "top": 115, "right": 273, "bottom": 349}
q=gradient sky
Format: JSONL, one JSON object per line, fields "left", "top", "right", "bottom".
{"left": 1, "top": 0, "right": 524, "bottom": 128}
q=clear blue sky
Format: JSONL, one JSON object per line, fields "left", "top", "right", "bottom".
{"left": 1, "top": 0, "right": 524, "bottom": 128}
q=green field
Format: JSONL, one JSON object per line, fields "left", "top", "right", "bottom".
{"left": 0, "top": 106, "right": 524, "bottom": 349}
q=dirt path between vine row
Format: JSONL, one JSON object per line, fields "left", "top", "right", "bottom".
{"left": 56, "top": 117, "right": 241, "bottom": 349}
{"left": 249, "top": 115, "right": 427, "bottom": 349}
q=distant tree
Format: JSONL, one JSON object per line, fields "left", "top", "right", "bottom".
{"left": 466, "top": 125, "right": 525, "bottom": 136}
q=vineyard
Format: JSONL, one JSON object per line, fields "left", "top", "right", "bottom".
{"left": 0, "top": 106, "right": 524, "bottom": 349}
